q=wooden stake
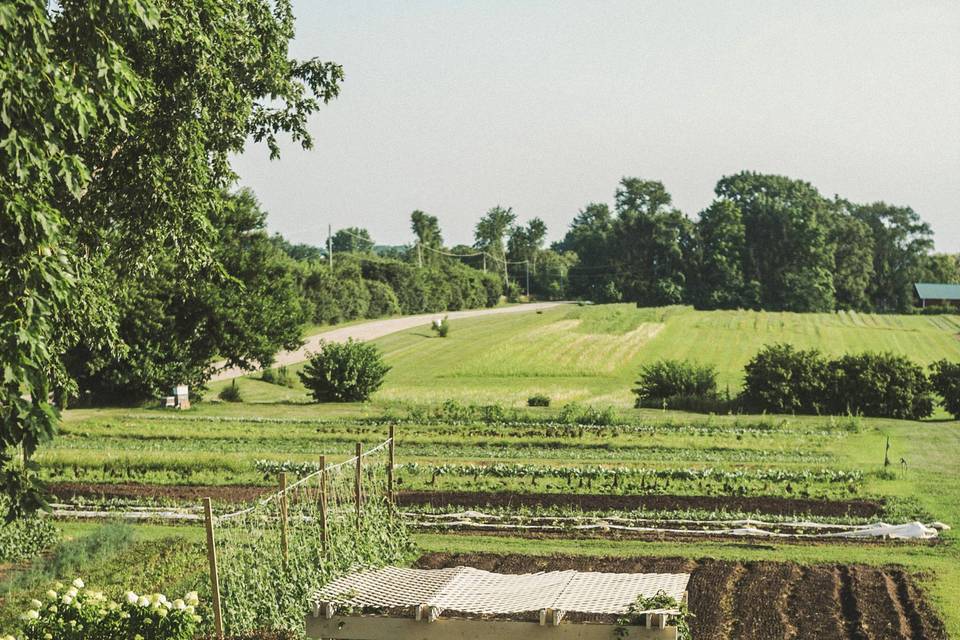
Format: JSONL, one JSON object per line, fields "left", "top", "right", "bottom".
{"left": 355, "top": 442, "right": 363, "bottom": 531}
{"left": 319, "top": 454, "right": 328, "bottom": 552}
{"left": 279, "top": 472, "right": 289, "bottom": 564}
{"left": 203, "top": 498, "right": 224, "bottom": 639}
{"left": 388, "top": 425, "right": 396, "bottom": 504}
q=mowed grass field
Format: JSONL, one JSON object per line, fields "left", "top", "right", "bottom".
{"left": 211, "top": 304, "right": 960, "bottom": 407}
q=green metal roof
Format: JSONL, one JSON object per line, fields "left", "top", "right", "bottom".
{"left": 915, "top": 283, "right": 960, "bottom": 301}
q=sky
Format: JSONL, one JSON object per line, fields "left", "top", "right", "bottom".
{"left": 231, "top": 0, "right": 960, "bottom": 252}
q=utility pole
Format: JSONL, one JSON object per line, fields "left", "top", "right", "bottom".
{"left": 525, "top": 260, "right": 530, "bottom": 298}
{"left": 417, "top": 242, "right": 423, "bottom": 268}
{"left": 327, "top": 224, "right": 333, "bottom": 268}
{"left": 482, "top": 254, "right": 486, "bottom": 273}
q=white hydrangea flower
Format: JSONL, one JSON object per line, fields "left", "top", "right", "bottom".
{"left": 137, "top": 596, "right": 150, "bottom": 607}
{"left": 22, "top": 610, "right": 40, "bottom": 620}
{"left": 29, "top": 600, "right": 42, "bottom": 610}
{"left": 61, "top": 595, "right": 72, "bottom": 606}
{"left": 72, "top": 578, "right": 85, "bottom": 589}
{"left": 173, "top": 599, "right": 185, "bottom": 610}
{"left": 125, "top": 592, "right": 138, "bottom": 605}
{"left": 45, "top": 590, "right": 58, "bottom": 601}
{"left": 184, "top": 591, "right": 199, "bottom": 606}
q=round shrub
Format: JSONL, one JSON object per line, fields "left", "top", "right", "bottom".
{"left": 930, "top": 359, "right": 960, "bottom": 418}
{"left": 741, "top": 344, "right": 828, "bottom": 414}
{"left": 527, "top": 394, "right": 551, "bottom": 407}
{"left": 218, "top": 380, "right": 243, "bottom": 402}
{"left": 0, "top": 514, "right": 59, "bottom": 563}
{"left": 633, "top": 359, "right": 717, "bottom": 408}
{"left": 298, "top": 339, "right": 391, "bottom": 402}
{"left": 827, "top": 352, "right": 933, "bottom": 420}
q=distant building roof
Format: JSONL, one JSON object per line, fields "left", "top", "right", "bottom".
{"left": 915, "top": 283, "right": 960, "bottom": 301}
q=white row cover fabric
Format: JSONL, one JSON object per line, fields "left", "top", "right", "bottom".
{"left": 311, "top": 566, "right": 689, "bottom": 618}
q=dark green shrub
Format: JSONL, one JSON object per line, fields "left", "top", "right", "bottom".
{"left": 218, "top": 380, "right": 243, "bottom": 402}
{"left": 0, "top": 513, "right": 59, "bottom": 563}
{"left": 930, "top": 359, "right": 960, "bottom": 418}
{"left": 826, "top": 352, "right": 933, "bottom": 419}
{"left": 633, "top": 360, "right": 718, "bottom": 408}
{"left": 261, "top": 365, "right": 295, "bottom": 388}
{"left": 741, "top": 344, "right": 828, "bottom": 414}
{"left": 527, "top": 394, "right": 551, "bottom": 407}
{"left": 559, "top": 403, "right": 617, "bottom": 425}
{"left": 298, "top": 339, "right": 391, "bottom": 402}
{"left": 431, "top": 315, "right": 450, "bottom": 337}
{"left": 365, "top": 280, "right": 401, "bottom": 318}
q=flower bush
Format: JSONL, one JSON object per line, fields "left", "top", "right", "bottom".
{"left": 6, "top": 579, "right": 201, "bottom": 640}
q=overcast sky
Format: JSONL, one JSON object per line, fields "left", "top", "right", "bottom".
{"left": 231, "top": 0, "right": 960, "bottom": 252}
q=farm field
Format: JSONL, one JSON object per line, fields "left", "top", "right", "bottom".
{"left": 209, "top": 304, "right": 960, "bottom": 407}
{"left": 5, "top": 305, "right": 960, "bottom": 637}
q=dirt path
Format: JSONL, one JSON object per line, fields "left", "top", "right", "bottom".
{"left": 211, "top": 302, "right": 567, "bottom": 381}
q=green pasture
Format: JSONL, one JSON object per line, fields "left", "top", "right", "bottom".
{"left": 209, "top": 304, "right": 960, "bottom": 407}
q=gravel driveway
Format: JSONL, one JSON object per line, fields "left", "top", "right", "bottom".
{"left": 210, "top": 301, "right": 568, "bottom": 381}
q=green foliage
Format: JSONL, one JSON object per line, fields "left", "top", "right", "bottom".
{"left": 930, "top": 360, "right": 960, "bottom": 418}
{"left": 742, "top": 344, "right": 829, "bottom": 414}
{"left": 218, "top": 381, "right": 243, "bottom": 403}
{"left": 431, "top": 316, "right": 450, "bottom": 338}
{"left": 633, "top": 360, "right": 718, "bottom": 408}
{"left": 66, "top": 190, "right": 307, "bottom": 403}
{"left": 827, "top": 352, "right": 933, "bottom": 420}
{"left": 364, "top": 280, "right": 401, "bottom": 318}
{"left": 299, "top": 340, "right": 391, "bottom": 402}
{"left": 331, "top": 227, "right": 374, "bottom": 254}
{"left": 18, "top": 581, "right": 201, "bottom": 640}
{"left": 617, "top": 590, "right": 693, "bottom": 640}
{"left": 1, "top": 0, "right": 341, "bottom": 516}
{"left": 0, "top": 515, "right": 59, "bottom": 564}
{"left": 527, "top": 394, "right": 551, "bottom": 407}
{"left": 260, "top": 366, "right": 295, "bottom": 389}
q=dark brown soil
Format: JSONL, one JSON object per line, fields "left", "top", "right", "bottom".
{"left": 50, "top": 484, "right": 884, "bottom": 519}
{"left": 398, "top": 490, "right": 884, "bottom": 518}
{"left": 51, "top": 482, "right": 270, "bottom": 503}
{"left": 414, "top": 552, "right": 948, "bottom": 640}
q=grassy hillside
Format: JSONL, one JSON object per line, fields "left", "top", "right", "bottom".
{"left": 212, "top": 304, "right": 960, "bottom": 407}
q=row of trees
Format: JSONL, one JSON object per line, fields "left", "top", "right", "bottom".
{"left": 560, "top": 173, "right": 957, "bottom": 312}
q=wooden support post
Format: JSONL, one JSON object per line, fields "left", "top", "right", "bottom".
{"left": 355, "top": 442, "right": 363, "bottom": 531}
{"left": 387, "top": 425, "right": 396, "bottom": 504}
{"left": 279, "top": 472, "right": 289, "bottom": 564}
{"left": 203, "top": 498, "right": 224, "bottom": 639}
{"left": 319, "top": 455, "right": 328, "bottom": 552}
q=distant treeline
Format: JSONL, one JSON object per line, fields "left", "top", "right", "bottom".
{"left": 559, "top": 172, "right": 958, "bottom": 313}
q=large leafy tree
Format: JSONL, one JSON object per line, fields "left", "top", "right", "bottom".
{"left": 1, "top": 0, "right": 342, "bottom": 517}
{"left": 827, "top": 204, "right": 875, "bottom": 311}
{"left": 693, "top": 200, "right": 754, "bottom": 309}
{"left": 610, "top": 178, "right": 692, "bottom": 306}
{"left": 558, "top": 203, "right": 617, "bottom": 301}
{"left": 507, "top": 217, "right": 547, "bottom": 274}
{"left": 714, "top": 172, "right": 836, "bottom": 312}
{"left": 474, "top": 205, "right": 517, "bottom": 284}
{"left": 65, "top": 190, "right": 307, "bottom": 402}
{"left": 410, "top": 210, "right": 443, "bottom": 267}
{"left": 852, "top": 202, "right": 934, "bottom": 312}
{"left": 331, "top": 227, "right": 374, "bottom": 254}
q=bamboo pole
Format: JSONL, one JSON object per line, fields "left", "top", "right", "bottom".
{"left": 279, "top": 472, "right": 289, "bottom": 564}
{"left": 319, "top": 454, "right": 328, "bottom": 552}
{"left": 387, "top": 425, "right": 396, "bottom": 504}
{"left": 203, "top": 498, "right": 224, "bottom": 639}
{"left": 355, "top": 442, "right": 363, "bottom": 531}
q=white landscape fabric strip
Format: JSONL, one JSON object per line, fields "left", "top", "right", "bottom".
{"left": 311, "top": 566, "right": 690, "bottom": 616}
{"left": 405, "top": 512, "right": 943, "bottom": 539}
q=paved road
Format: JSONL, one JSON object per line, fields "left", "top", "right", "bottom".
{"left": 210, "top": 302, "right": 568, "bottom": 381}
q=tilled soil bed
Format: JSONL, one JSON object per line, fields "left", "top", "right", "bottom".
{"left": 415, "top": 552, "right": 948, "bottom": 640}
{"left": 50, "top": 484, "right": 884, "bottom": 519}
{"left": 399, "top": 490, "right": 884, "bottom": 518}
